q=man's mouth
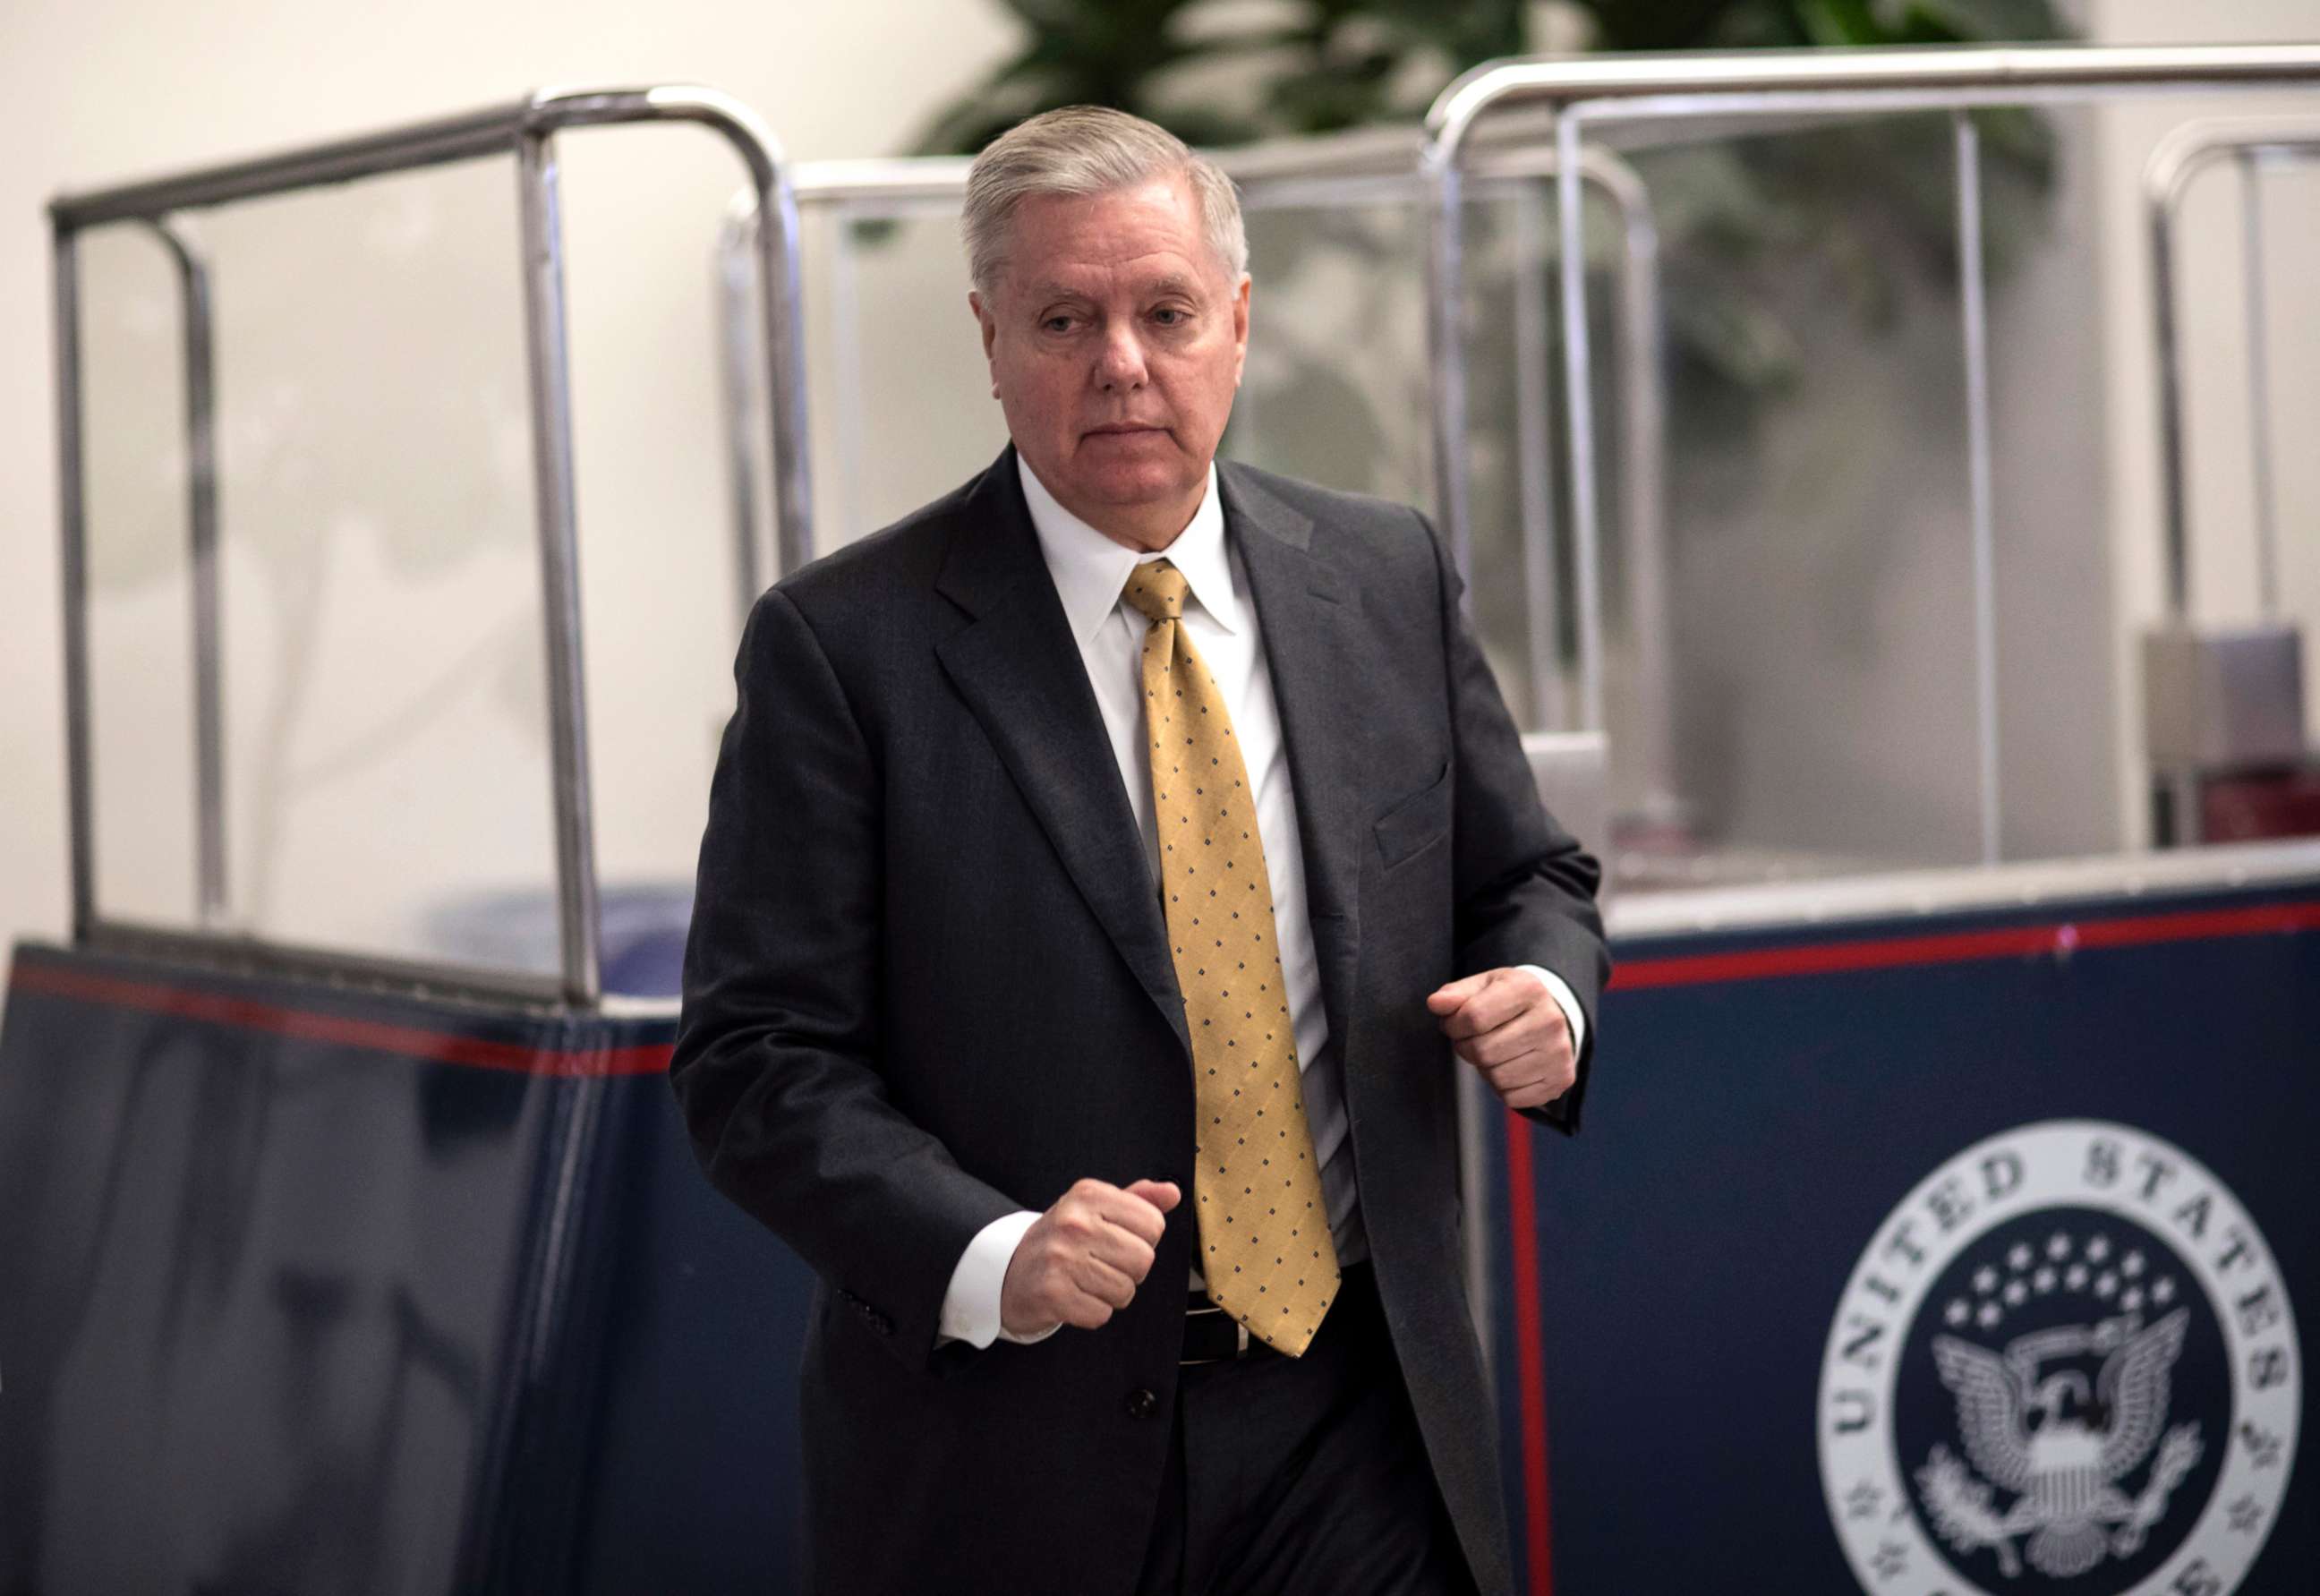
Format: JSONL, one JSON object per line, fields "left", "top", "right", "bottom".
{"left": 1085, "top": 422, "right": 1165, "bottom": 437}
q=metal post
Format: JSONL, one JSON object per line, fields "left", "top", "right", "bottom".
{"left": 1597, "top": 155, "right": 1676, "bottom": 825}
{"left": 2238, "top": 149, "right": 2281, "bottom": 619}
{"left": 747, "top": 141, "right": 815, "bottom": 579}
{"left": 2147, "top": 119, "right": 2320, "bottom": 622}
{"left": 1424, "top": 152, "right": 1473, "bottom": 579}
{"left": 1225, "top": 208, "right": 1256, "bottom": 456}
{"left": 828, "top": 205, "right": 868, "bottom": 546}
{"left": 1418, "top": 136, "right": 1494, "bottom": 1387}
{"left": 515, "top": 129, "right": 602, "bottom": 1006}
{"left": 1556, "top": 113, "right": 1606, "bottom": 735}
{"left": 141, "top": 220, "right": 229, "bottom": 926}
{"left": 715, "top": 195, "right": 764, "bottom": 634}
{"left": 54, "top": 226, "right": 97, "bottom": 942}
{"left": 1955, "top": 113, "right": 2003, "bottom": 867}
{"left": 1454, "top": 1068, "right": 1496, "bottom": 1384}
{"left": 1509, "top": 178, "right": 1562, "bottom": 730}
{"left": 2150, "top": 171, "right": 2194, "bottom": 620}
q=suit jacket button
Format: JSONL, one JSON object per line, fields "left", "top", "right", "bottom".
{"left": 1124, "top": 1387, "right": 1159, "bottom": 1421}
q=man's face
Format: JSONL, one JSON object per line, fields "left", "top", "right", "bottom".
{"left": 971, "top": 174, "right": 1250, "bottom": 547}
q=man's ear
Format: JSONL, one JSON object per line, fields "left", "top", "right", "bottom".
{"left": 1231, "top": 273, "right": 1250, "bottom": 388}
{"left": 970, "top": 289, "right": 998, "bottom": 367}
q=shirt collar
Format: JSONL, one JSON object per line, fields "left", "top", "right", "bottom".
{"left": 1019, "top": 453, "right": 1240, "bottom": 649}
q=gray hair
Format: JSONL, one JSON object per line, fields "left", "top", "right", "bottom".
{"left": 962, "top": 106, "right": 1248, "bottom": 295}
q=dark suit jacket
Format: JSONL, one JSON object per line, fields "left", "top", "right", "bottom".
{"left": 670, "top": 445, "right": 1608, "bottom": 1596}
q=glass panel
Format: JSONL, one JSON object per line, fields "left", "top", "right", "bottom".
{"left": 1234, "top": 186, "right": 1435, "bottom": 511}
{"left": 1588, "top": 116, "right": 1992, "bottom": 884}
{"left": 2173, "top": 155, "right": 2320, "bottom": 651}
{"left": 76, "top": 154, "right": 558, "bottom": 980}
{"left": 2259, "top": 162, "right": 2320, "bottom": 705}
{"left": 1567, "top": 113, "right": 2097, "bottom": 890}
{"left": 803, "top": 207, "right": 1010, "bottom": 547}
{"left": 79, "top": 220, "right": 201, "bottom": 929}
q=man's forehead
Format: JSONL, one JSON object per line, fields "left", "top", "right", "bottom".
{"left": 997, "top": 180, "right": 1227, "bottom": 289}
{"left": 1014, "top": 175, "right": 1195, "bottom": 232}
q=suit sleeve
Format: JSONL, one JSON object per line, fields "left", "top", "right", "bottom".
{"left": 1419, "top": 508, "right": 1612, "bottom": 1134}
{"left": 670, "top": 586, "right": 1023, "bottom": 1371}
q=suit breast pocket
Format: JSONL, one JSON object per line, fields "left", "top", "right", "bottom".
{"left": 1373, "top": 760, "right": 1451, "bottom": 871}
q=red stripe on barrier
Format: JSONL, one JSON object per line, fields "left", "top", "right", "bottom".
{"left": 1503, "top": 1109, "right": 1553, "bottom": 1595}
{"left": 1608, "top": 898, "right": 2320, "bottom": 991}
{"left": 9, "top": 960, "right": 674, "bottom": 1078}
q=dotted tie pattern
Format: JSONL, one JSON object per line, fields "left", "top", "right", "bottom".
{"left": 1122, "top": 559, "right": 1341, "bottom": 1357}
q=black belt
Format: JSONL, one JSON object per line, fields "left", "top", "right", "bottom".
{"left": 1180, "top": 1261, "right": 1369, "bottom": 1366}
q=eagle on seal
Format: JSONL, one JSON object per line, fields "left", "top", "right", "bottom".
{"left": 1917, "top": 1308, "right": 2202, "bottom": 1578}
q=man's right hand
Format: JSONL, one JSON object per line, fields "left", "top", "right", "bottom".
{"left": 1000, "top": 1177, "right": 1180, "bottom": 1337}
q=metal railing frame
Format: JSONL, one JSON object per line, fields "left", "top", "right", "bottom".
{"left": 2142, "top": 115, "right": 2320, "bottom": 842}
{"left": 50, "top": 84, "right": 815, "bottom": 1007}
{"left": 2146, "top": 115, "right": 2320, "bottom": 623}
{"left": 120, "top": 218, "right": 230, "bottom": 926}
{"left": 1423, "top": 42, "right": 2320, "bottom": 872}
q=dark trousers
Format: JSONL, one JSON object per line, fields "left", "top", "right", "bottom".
{"left": 1132, "top": 1261, "right": 1479, "bottom": 1596}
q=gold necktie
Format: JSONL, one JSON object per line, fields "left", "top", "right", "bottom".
{"left": 1122, "top": 559, "right": 1340, "bottom": 1356}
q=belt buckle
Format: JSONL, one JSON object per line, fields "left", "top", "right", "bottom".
{"left": 1181, "top": 1301, "right": 1251, "bottom": 1366}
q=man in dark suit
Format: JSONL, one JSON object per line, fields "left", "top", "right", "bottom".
{"left": 670, "top": 106, "right": 1607, "bottom": 1595}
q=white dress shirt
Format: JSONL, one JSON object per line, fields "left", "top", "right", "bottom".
{"left": 934, "top": 457, "right": 1588, "bottom": 1349}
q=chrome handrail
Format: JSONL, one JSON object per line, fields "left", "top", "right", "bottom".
{"left": 1424, "top": 43, "right": 2320, "bottom": 869}
{"left": 50, "top": 84, "right": 815, "bottom": 1006}
{"left": 123, "top": 218, "right": 227, "bottom": 928}
{"left": 2145, "top": 115, "right": 2320, "bottom": 622}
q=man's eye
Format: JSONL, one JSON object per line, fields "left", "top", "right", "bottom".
{"left": 1152, "top": 307, "right": 1187, "bottom": 326}
{"left": 1042, "top": 315, "right": 1075, "bottom": 333}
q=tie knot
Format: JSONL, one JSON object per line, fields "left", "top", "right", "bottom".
{"left": 1122, "top": 559, "right": 1190, "bottom": 623}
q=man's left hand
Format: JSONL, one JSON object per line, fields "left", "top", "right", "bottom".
{"left": 1425, "top": 969, "right": 1575, "bottom": 1112}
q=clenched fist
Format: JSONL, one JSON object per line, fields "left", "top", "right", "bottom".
{"left": 1427, "top": 967, "right": 1576, "bottom": 1112}
{"left": 1000, "top": 1176, "right": 1181, "bottom": 1337}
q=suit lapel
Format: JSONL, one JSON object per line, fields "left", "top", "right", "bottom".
{"left": 1218, "top": 463, "right": 1364, "bottom": 1054}
{"left": 934, "top": 450, "right": 1191, "bottom": 1058}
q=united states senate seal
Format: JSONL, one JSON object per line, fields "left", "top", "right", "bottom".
{"left": 1818, "top": 1121, "right": 2298, "bottom": 1595}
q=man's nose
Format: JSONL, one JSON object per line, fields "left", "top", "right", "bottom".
{"left": 1094, "top": 322, "right": 1148, "bottom": 390}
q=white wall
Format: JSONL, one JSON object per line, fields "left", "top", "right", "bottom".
{"left": 0, "top": 0, "right": 1019, "bottom": 974}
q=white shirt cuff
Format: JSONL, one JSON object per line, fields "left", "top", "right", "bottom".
{"left": 1516, "top": 963, "right": 1587, "bottom": 1061}
{"left": 934, "top": 1208, "right": 1061, "bottom": 1349}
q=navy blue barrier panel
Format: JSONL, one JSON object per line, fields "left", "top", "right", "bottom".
{"left": 1482, "top": 883, "right": 2318, "bottom": 1595}
{"left": 571, "top": 1063, "right": 821, "bottom": 1593}
{"left": 0, "top": 943, "right": 801, "bottom": 1594}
